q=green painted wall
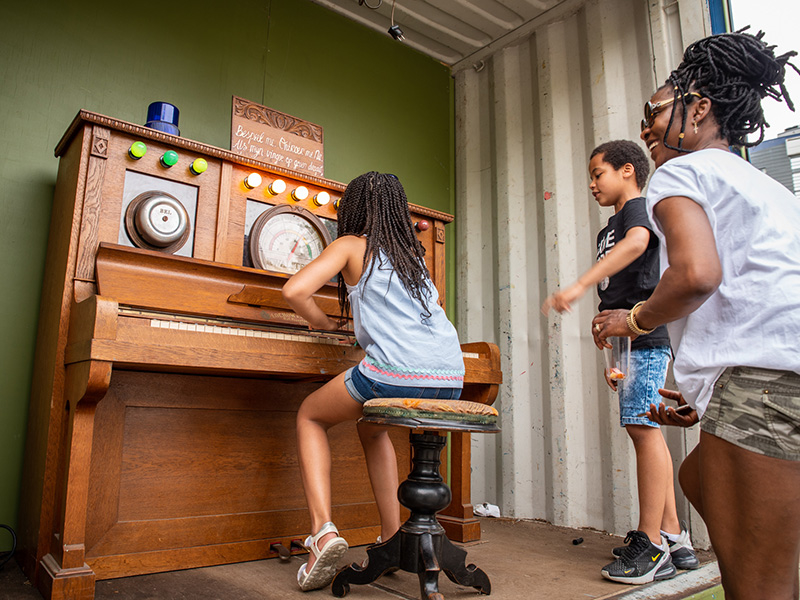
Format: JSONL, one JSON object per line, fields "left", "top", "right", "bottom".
{"left": 0, "top": 0, "right": 453, "bottom": 547}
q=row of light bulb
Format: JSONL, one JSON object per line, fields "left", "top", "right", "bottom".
{"left": 244, "top": 173, "right": 332, "bottom": 207}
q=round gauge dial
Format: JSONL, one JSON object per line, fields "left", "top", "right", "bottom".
{"left": 249, "top": 205, "right": 332, "bottom": 275}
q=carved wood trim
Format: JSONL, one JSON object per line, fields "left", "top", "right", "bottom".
{"left": 90, "top": 127, "right": 109, "bottom": 159}
{"left": 232, "top": 96, "right": 323, "bottom": 143}
{"left": 74, "top": 156, "right": 106, "bottom": 282}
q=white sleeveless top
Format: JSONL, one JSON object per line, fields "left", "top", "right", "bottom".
{"left": 347, "top": 251, "right": 464, "bottom": 388}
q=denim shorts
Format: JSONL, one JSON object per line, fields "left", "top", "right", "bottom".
{"left": 344, "top": 366, "right": 462, "bottom": 404}
{"left": 701, "top": 366, "right": 800, "bottom": 461}
{"left": 618, "top": 346, "right": 671, "bottom": 428}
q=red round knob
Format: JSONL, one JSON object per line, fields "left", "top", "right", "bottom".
{"left": 415, "top": 220, "right": 429, "bottom": 232}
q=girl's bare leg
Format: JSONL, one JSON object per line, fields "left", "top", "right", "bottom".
{"left": 358, "top": 421, "right": 401, "bottom": 541}
{"left": 296, "top": 371, "right": 364, "bottom": 568}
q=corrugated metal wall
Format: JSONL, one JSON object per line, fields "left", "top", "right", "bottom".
{"left": 454, "top": 0, "right": 711, "bottom": 544}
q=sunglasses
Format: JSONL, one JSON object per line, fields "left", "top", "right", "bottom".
{"left": 641, "top": 92, "right": 702, "bottom": 132}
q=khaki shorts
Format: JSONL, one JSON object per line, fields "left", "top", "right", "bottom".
{"left": 701, "top": 366, "right": 800, "bottom": 461}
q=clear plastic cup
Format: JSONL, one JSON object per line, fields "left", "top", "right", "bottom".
{"left": 604, "top": 336, "right": 631, "bottom": 382}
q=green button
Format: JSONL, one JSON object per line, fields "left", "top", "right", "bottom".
{"left": 128, "top": 141, "right": 147, "bottom": 159}
{"left": 190, "top": 158, "right": 207, "bottom": 175}
{"left": 160, "top": 150, "right": 179, "bottom": 167}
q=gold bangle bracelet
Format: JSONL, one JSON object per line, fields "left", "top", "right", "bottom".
{"left": 626, "top": 301, "right": 656, "bottom": 335}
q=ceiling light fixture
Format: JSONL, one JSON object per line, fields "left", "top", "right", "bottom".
{"left": 358, "top": 0, "right": 403, "bottom": 42}
{"left": 388, "top": 0, "right": 404, "bottom": 41}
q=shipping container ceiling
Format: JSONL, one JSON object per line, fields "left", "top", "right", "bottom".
{"left": 309, "top": 0, "right": 578, "bottom": 68}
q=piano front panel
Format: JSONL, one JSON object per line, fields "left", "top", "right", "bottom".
{"left": 83, "top": 370, "right": 410, "bottom": 579}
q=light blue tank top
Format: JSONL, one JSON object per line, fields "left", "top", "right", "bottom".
{"left": 347, "top": 252, "right": 464, "bottom": 388}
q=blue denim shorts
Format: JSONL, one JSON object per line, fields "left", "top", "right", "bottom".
{"left": 618, "top": 346, "right": 671, "bottom": 428}
{"left": 344, "top": 366, "right": 462, "bottom": 404}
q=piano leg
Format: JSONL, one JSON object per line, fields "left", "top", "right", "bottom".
{"left": 38, "top": 360, "right": 111, "bottom": 600}
{"left": 436, "top": 432, "right": 482, "bottom": 542}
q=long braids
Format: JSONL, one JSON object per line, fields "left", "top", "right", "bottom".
{"left": 336, "top": 172, "right": 432, "bottom": 320}
{"left": 663, "top": 29, "right": 799, "bottom": 151}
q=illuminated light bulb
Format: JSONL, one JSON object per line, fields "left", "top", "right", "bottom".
{"left": 268, "top": 179, "right": 287, "bottom": 195}
{"left": 415, "top": 220, "right": 430, "bottom": 232}
{"left": 190, "top": 158, "right": 208, "bottom": 175}
{"left": 244, "top": 173, "right": 262, "bottom": 189}
{"left": 160, "top": 150, "right": 179, "bottom": 167}
{"left": 128, "top": 141, "right": 147, "bottom": 159}
{"left": 291, "top": 186, "right": 309, "bottom": 201}
{"left": 313, "top": 191, "right": 330, "bottom": 206}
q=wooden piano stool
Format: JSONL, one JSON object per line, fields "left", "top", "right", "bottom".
{"left": 332, "top": 398, "right": 500, "bottom": 600}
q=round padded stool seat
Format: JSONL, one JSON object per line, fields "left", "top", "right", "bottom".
{"left": 361, "top": 398, "right": 499, "bottom": 433}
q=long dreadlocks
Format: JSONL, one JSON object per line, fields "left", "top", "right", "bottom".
{"left": 662, "top": 29, "right": 799, "bottom": 151}
{"left": 336, "top": 172, "right": 432, "bottom": 320}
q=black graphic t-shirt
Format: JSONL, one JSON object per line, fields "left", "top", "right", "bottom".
{"left": 596, "top": 197, "right": 669, "bottom": 350}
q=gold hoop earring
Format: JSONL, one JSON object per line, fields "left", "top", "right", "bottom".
{"left": 693, "top": 120, "right": 698, "bottom": 134}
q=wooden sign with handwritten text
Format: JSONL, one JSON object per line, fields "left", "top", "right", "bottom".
{"left": 230, "top": 96, "right": 324, "bottom": 177}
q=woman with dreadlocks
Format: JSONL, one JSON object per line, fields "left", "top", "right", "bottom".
{"left": 592, "top": 31, "right": 800, "bottom": 598}
{"left": 282, "top": 172, "right": 464, "bottom": 591}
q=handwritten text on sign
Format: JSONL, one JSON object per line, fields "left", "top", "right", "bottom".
{"left": 230, "top": 96, "right": 324, "bottom": 177}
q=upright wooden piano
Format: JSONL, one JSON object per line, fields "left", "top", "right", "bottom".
{"left": 17, "top": 111, "right": 502, "bottom": 600}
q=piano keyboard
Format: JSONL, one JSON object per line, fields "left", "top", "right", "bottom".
{"left": 120, "top": 307, "right": 480, "bottom": 357}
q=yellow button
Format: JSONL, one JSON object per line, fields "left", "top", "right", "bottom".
{"left": 190, "top": 158, "right": 208, "bottom": 175}
{"left": 128, "top": 141, "right": 147, "bottom": 159}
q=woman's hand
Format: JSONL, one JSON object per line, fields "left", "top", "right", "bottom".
{"left": 591, "top": 309, "right": 635, "bottom": 349}
{"left": 645, "top": 388, "right": 699, "bottom": 427}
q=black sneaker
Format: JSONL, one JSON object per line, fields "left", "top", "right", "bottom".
{"left": 601, "top": 531, "right": 677, "bottom": 584}
{"left": 665, "top": 525, "right": 699, "bottom": 569}
{"left": 612, "top": 523, "right": 699, "bottom": 570}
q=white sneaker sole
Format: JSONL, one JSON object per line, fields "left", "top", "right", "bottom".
{"left": 297, "top": 539, "right": 349, "bottom": 591}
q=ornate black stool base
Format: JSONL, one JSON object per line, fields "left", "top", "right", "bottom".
{"left": 332, "top": 430, "right": 492, "bottom": 599}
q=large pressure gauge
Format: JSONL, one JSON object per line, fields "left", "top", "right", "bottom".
{"left": 249, "top": 205, "right": 332, "bottom": 275}
{"left": 125, "top": 191, "right": 191, "bottom": 253}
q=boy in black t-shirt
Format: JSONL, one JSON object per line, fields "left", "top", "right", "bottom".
{"left": 542, "top": 140, "right": 697, "bottom": 584}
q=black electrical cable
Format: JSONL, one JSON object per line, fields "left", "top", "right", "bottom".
{"left": 0, "top": 524, "right": 17, "bottom": 570}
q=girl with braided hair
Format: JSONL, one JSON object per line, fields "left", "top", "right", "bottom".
{"left": 592, "top": 31, "right": 800, "bottom": 598}
{"left": 282, "top": 172, "right": 464, "bottom": 591}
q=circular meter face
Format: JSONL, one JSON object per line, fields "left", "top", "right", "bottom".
{"left": 249, "top": 205, "right": 332, "bottom": 275}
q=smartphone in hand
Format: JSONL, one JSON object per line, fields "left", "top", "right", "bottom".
{"left": 638, "top": 403, "right": 694, "bottom": 417}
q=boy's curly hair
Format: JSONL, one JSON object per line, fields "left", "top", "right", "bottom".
{"left": 590, "top": 140, "right": 650, "bottom": 190}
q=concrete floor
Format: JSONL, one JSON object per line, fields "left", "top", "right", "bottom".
{"left": 0, "top": 518, "right": 718, "bottom": 600}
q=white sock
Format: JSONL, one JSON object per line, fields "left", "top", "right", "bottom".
{"left": 650, "top": 538, "right": 668, "bottom": 552}
{"left": 661, "top": 530, "right": 680, "bottom": 544}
